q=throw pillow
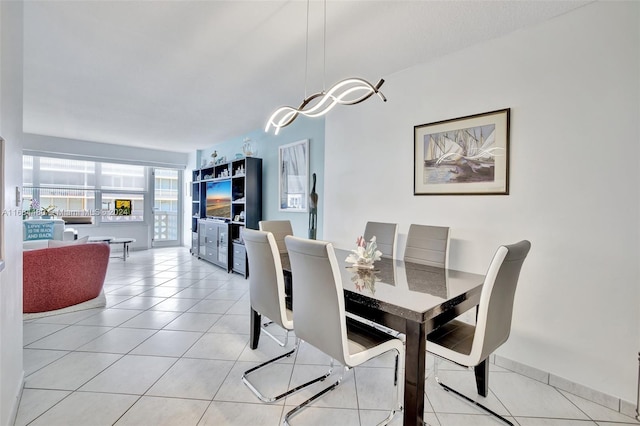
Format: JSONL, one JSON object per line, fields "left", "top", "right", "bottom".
{"left": 24, "top": 221, "right": 55, "bottom": 241}
{"left": 48, "top": 235, "right": 89, "bottom": 248}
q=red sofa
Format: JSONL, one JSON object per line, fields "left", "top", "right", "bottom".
{"left": 23, "top": 243, "right": 110, "bottom": 315}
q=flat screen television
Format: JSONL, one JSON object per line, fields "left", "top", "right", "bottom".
{"left": 206, "top": 180, "right": 232, "bottom": 219}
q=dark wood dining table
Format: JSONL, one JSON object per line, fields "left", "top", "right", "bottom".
{"left": 249, "top": 248, "right": 485, "bottom": 426}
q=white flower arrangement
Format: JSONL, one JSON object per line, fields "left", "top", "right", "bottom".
{"left": 345, "top": 235, "right": 382, "bottom": 268}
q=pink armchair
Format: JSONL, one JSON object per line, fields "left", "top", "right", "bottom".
{"left": 23, "top": 243, "right": 110, "bottom": 316}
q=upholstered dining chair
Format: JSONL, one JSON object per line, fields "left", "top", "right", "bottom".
{"left": 427, "top": 240, "right": 531, "bottom": 426}
{"left": 284, "top": 235, "right": 404, "bottom": 426}
{"left": 364, "top": 221, "right": 398, "bottom": 259}
{"left": 404, "top": 224, "right": 450, "bottom": 268}
{"left": 241, "top": 229, "right": 330, "bottom": 402}
{"left": 257, "top": 220, "right": 294, "bottom": 335}
{"left": 258, "top": 220, "right": 293, "bottom": 254}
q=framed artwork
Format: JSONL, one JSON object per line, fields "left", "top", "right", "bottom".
{"left": 114, "top": 199, "right": 132, "bottom": 216}
{"left": 279, "top": 139, "right": 309, "bottom": 212}
{"left": 414, "top": 108, "right": 510, "bottom": 195}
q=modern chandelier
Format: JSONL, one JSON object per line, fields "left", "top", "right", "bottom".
{"left": 265, "top": 0, "right": 386, "bottom": 135}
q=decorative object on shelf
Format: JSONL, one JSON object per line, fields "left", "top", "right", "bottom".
{"left": 414, "top": 108, "right": 510, "bottom": 195}
{"left": 279, "top": 139, "right": 309, "bottom": 212}
{"left": 345, "top": 236, "right": 382, "bottom": 269}
{"left": 264, "top": 0, "right": 386, "bottom": 135}
{"left": 211, "top": 150, "right": 217, "bottom": 164}
{"left": 24, "top": 200, "right": 57, "bottom": 219}
{"left": 242, "top": 138, "right": 254, "bottom": 157}
{"left": 42, "top": 204, "right": 57, "bottom": 218}
{"left": 308, "top": 172, "right": 318, "bottom": 239}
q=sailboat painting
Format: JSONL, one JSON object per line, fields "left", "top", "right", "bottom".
{"left": 414, "top": 109, "right": 510, "bottom": 195}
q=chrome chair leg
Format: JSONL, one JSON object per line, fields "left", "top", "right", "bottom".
{"left": 242, "top": 340, "right": 332, "bottom": 403}
{"left": 262, "top": 321, "right": 288, "bottom": 347}
{"left": 283, "top": 349, "right": 403, "bottom": 426}
{"left": 432, "top": 356, "right": 513, "bottom": 426}
{"left": 374, "top": 348, "right": 404, "bottom": 426}
{"left": 283, "top": 361, "right": 346, "bottom": 426}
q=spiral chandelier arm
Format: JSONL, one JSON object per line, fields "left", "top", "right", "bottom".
{"left": 265, "top": 78, "right": 386, "bottom": 134}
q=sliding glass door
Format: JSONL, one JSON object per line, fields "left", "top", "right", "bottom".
{"left": 152, "top": 168, "right": 182, "bottom": 247}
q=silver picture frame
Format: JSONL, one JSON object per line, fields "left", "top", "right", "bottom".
{"left": 279, "top": 139, "right": 309, "bottom": 212}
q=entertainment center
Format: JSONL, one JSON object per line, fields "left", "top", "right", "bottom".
{"left": 191, "top": 156, "right": 262, "bottom": 276}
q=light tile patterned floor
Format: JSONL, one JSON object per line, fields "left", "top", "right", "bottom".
{"left": 15, "top": 247, "right": 640, "bottom": 426}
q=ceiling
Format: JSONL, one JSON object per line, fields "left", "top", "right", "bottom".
{"left": 22, "top": 1, "right": 589, "bottom": 153}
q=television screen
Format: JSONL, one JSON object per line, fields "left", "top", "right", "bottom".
{"left": 206, "top": 180, "right": 232, "bottom": 219}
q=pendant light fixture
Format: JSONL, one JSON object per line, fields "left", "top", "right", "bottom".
{"left": 265, "top": 0, "right": 387, "bottom": 135}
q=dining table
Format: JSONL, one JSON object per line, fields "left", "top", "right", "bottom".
{"left": 249, "top": 248, "right": 485, "bottom": 426}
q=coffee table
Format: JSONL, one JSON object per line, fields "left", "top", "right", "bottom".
{"left": 88, "top": 236, "right": 114, "bottom": 242}
{"left": 108, "top": 238, "right": 136, "bottom": 261}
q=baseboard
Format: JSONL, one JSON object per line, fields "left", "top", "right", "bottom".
{"left": 493, "top": 355, "right": 637, "bottom": 419}
{"left": 492, "top": 354, "right": 549, "bottom": 384}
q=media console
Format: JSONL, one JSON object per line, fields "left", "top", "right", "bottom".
{"left": 191, "top": 157, "right": 262, "bottom": 276}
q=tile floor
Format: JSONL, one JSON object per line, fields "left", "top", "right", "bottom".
{"left": 15, "top": 247, "right": 640, "bottom": 426}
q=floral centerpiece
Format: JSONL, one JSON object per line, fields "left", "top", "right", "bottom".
{"left": 345, "top": 236, "right": 382, "bottom": 269}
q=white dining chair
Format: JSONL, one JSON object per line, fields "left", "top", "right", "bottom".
{"left": 404, "top": 224, "right": 450, "bottom": 267}
{"left": 427, "top": 240, "right": 531, "bottom": 426}
{"left": 364, "top": 221, "right": 398, "bottom": 259}
{"left": 258, "top": 220, "right": 293, "bottom": 254}
{"left": 257, "top": 220, "right": 295, "bottom": 334}
{"left": 284, "top": 235, "right": 404, "bottom": 426}
{"left": 241, "top": 229, "right": 330, "bottom": 402}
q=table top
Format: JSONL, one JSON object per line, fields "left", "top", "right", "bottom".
{"left": 109, "top": 237, "right": 136, "bottom": 244}
{"left": 282, "top": 248, "right": 485, "bottom": 324}
{"left": 88, "top": 236, "right": 114, "bottom": 242}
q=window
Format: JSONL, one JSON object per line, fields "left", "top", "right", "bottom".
{"left": 153, "top": 168, "right": 180, "bottom": 241}
{"left": 23, "top": 157, "right": 97, "bottom": 222}
{"left": 23, "top": 156, "right": 150, "bottom": 224}
{"left": 101, "top": 192, "right": 144, "bottom": 222}
{"left": 100, "top": 163, "right": 146, "bottom": 222}
{"left": 101, "top": 163, "right": 146, "bottom": 191}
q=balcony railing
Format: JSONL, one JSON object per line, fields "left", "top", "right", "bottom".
{"left": 154, "top": 211, "right": 178, "bottom": 241}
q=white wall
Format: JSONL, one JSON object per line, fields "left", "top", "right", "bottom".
{"left": 0, "top": 1, "right": 25, "bottom": 425}
{"left": 324, "top": 1, "right": 639, "bottom": 403}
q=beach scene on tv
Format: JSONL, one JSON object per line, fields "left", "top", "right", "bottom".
{"left": 206, "top": 180, "right": 232, "bottom": 218}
